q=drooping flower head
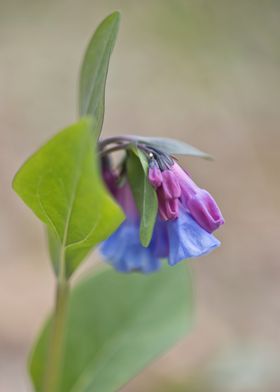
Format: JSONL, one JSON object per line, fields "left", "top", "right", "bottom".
{"left": 100, "top": 136, "right": 224, "bottom": 273}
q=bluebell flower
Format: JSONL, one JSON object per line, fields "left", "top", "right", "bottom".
{"left": 100, "top": 138, "right": 224, "bottom": 273}
{"left": 151, "top": 211, "right": 220, "bottom": 266}
{"left": 100, "top": 180, "right": 161, "bottom": 272}
{"left": 165, "top": 211, "right": 220, "bottom": 265}
{"left": 101, "top": 220, "right": 161, "bottom": 273}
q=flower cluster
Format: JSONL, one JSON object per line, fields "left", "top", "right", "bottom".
{"left": 100, "top": 137, "right": 224, "bottom": 273}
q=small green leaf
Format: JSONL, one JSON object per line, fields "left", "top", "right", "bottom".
{"left": 79, "top": 11, "right": 120, "bottom": 135}
{"left": 126, "top": 148, "right": 158, "bottom": 247}
{"left": 134, "top": 136, "right": 212, "bottom": 159}
{"left": 13, "top": 117, "right": 124, "bottom": 277}
{"left": 29, "top": 263, "right": 193, "bottom": 392}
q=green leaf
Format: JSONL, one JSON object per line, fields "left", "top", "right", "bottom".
{"left": 12, "top": 117, "right": 124, "bottom": 277}
{"left": 79, "top": 11, "right": 120, "bottom": 135}
{"left": 126, "top": 148, "right": 158, "bottom": 247}
{"left": 29, "top": 263, "right": 193, "bottom": 392}
{"left": 134, "top": 136, "right": 212, "bottom": 159}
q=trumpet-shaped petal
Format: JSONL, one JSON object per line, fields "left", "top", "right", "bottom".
{"left": 166, "top": 209, "right": 220, "bottom": 266}
{"left": 101, "top": 220, "right": 161, "bottom": 273}
{"left": 150, "top": 218, "right": 169, "bottom": 258}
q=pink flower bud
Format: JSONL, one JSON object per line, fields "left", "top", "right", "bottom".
{"left": 102, "top": 167, "right": 118, "bottom": 196}
{"left": 171, "top": 162, "right": 224, "bottom": 233}
{"left": 157, "top": 187, "right": 179, "bottom": 220}
{"left": 156, "top": 170, "right": 181, "bottom": 220}
{"left": 148, "top": 166, "right": 163, "bottom": 188}
{"left": 115, "top": 182, "right": 139, "bottom": 222}
{"left": 161, "top": 170, "right": 181, "bottom": 199}
{"left": 188, "top": 189, "right": 224, "bottom": 233}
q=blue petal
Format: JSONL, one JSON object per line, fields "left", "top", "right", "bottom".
{"left": 150, "top": 218, "right": 169, "bottom": 258}
{"left": 101, "top": 220, "right": 161, "bottom": 273}
{"left": 166, "top": 211, "right": 220, "bottom": 266}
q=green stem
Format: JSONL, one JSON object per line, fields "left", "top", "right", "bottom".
{"left": 43, "top": 279, "right": 70, "bottom": 392}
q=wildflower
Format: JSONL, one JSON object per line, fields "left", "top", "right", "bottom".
{"left": 101, "top": 178, "right": 161, "bottom": 272}
{"left": 170, "top": 162, "right": 224, "bottom": 233}
{"left": 100, "top": 137, "right": 224, "bottom": 273}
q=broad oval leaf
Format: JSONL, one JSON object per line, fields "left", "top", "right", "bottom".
{"left": 29, "top": 263, "right": 193, "bottom": 392}
{"left": 79, "top": 12, "right": 120, "bottom": 135}
{"left": 130, "top": 136, "right": 212, "bottom": 159}
{"left": 126, "top": 148, "right": 158, "bottom": 247}
{"left": 12, "top": 117, "right": 124, "bottom": 277}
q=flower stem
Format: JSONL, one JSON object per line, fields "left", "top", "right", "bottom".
{"left": 43, "top": 279, "right": 69, "bottom": 392}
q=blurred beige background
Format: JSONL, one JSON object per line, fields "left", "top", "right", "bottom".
{"left": 1, "top": 1, "right": 280, "bottom": 391}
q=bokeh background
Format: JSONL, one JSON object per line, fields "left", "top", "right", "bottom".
{"left": 1, "top": 1, "right": 280, "bottom": 391}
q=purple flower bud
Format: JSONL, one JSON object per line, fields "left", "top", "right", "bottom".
{"left": 115, "top": 182, "right": 139, "bottom": 222}
{"left": 157, "top": 170, "right": 181, "bottom": 221}
{"left": 101, "top": 157, "right": 139, "bottom": 222}
{"left": 187, "top": 190, "right": 224, "bottom": 233}
{"left": 102, "top": 167, "right": 118, "bottom": 196}
{"left": 161, "top": 170, "right": 181, "bottom": 199}
{"left": 171, "top": 162, "right": 224, "bottom": 233}
{"left": 101, "top": 156, "right": 119, "bottom": 196}
{"left": 148, "top": 166, "right": 163, "bottom": 188}
{"left": 158, "top": 191, "right": 179, "bottom": 220}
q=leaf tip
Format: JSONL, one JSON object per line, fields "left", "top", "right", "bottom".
{"left": 140, "top": 232, "right": 150, "bottom": 248}
{"left": 109, "top": 10, "right": 121, "bottom": 23}
{"left": 102, "top": 11, "right": 121, "bottom": 31}
{"left": 11, "top": 161, "right": 24, "bottom": 197}
{"left": 204, "top": 153, "right": 214, "bottom": 161}
{"left": 11, "top": 173, "right": 18, "bottom": 194}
